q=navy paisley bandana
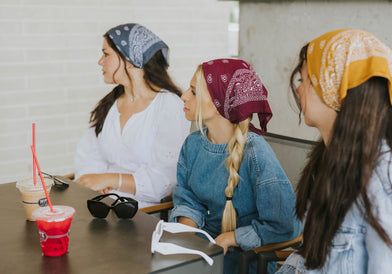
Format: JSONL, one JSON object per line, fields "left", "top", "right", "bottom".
{"left": 106, "top": 23, "right": 169, "bottom": 68}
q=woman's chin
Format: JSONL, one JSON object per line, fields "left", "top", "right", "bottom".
{"left": 304, "top": 116, "right": 316, "bottom": 127}
{"left": 103, "top": 78, "right": 114, "bottom": 85}
{"left": 184, "top": 113, "right": 195, "bottom": 121}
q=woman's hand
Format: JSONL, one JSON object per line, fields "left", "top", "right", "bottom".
{"left": 215, "top": 231, "right": 238, "bottom": 255}
{"left": 77, "top": 174, "right": 118, "bottom": 193}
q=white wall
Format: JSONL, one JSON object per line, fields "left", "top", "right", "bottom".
{"left": 239, "top": 1, "right": 392, "bottom": 141}
{"left": 0, "top": 0, "right": 233, "bottom": 183}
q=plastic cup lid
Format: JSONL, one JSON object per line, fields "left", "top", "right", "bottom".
{"left": 16, "top": 178, "right": 53, "bottom": 192}
{"left": 32, "top": 205, "right": 75, "bottom": 222}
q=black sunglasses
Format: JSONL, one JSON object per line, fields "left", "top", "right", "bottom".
{"left": 87, "top": 193, "right": 138, "bottom": 219}
{"left": 41, "top": 172, "right": 70, "bottom": 190}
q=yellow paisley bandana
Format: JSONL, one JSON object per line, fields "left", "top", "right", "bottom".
{"left": 307, "top": 29, "right": 392, "bottom": 111}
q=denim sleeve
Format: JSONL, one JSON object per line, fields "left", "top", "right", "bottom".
{"left": 235, "top": 180, "right": 301, "bottom": 250}
{"left": 169, "top": 144, "right": 207, "bottom": 228}
{"left": 235, "top": 137, "right": 301, "bottom": 250}
{"left": 366, "top": 159, "right": 392, "bottom": 273}
{"left": 275, "top": 253, "right": 306, "bottom": 274}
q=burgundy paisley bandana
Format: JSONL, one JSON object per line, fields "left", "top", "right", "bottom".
{"left": 201, "top": 58, "right": 272, "bottom": 135}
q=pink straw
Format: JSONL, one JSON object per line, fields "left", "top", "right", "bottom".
{"left": 32, "top": 123, "right": 37, "bottom": 186}
{"left": 30, "top": 145, "right": 54, "bottom": 212}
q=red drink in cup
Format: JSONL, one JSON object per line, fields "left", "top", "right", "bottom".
{"left": 32, "top": 205, "right": 75, "bottom": 256}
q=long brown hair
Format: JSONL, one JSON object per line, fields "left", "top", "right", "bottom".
{"left": 290, "top": 45, "right": 392, "bottom": 269}
{"left": 89, "top": 34, "right": 182, "bottom": 136}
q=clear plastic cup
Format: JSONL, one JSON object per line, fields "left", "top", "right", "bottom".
{"left": 16, "top": 178, "right": 53, "bottom": 221}
{"left": 32, "top": 205, "right": 75, "bottom": 257}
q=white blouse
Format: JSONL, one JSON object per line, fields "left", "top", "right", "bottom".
{"left": 74, "top": 91, "right": 190, "bottom": 208}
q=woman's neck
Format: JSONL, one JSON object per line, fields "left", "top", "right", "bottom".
{"left": 122, "top": 72, "right": 157, "bottom": 102}
{"left": 317, "top": 109, "right": 337, "bottom": 146}
{"left": 123, "top": 85, "right": 155, "bottom": 102}
{"left": 205, "top": 116, "right": 234, "bottom": 144}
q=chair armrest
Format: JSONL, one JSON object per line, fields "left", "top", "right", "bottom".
{"left": 238, "top": 234, "right": 302, "bottom": 274}
{"left": 140, "top": 195, "right": 173, "bottom": 221}
{"left": 275, "top": 249, "right": 293, "bottom": 260}
{"left": 253, "top": 234, "right": 303, "bottom": 254}
{"left": 140, "top": 201, "right": 174, "bottom": 214}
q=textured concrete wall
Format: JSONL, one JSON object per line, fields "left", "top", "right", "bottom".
{"left": 239, "top": 1, "right": 392, "bottom": 140}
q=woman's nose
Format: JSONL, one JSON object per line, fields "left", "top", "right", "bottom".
{"left": 98, "top": 56, "right": 104, "bottom": 66}
{"left": 181, "top": 89, "right": 190, "bottom": 102}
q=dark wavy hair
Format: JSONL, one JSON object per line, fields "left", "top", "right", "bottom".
{"left": 89, "top": 34, "right": 182, "bottom": 136}
{"left": 290, "top": 44, "right": 392, "bottom": 269}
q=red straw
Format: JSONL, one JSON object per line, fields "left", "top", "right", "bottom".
{"left": 30, "top": 145, "right": 54, "bottom": 212}
{"left": 32, "top": 123, "right": 37, "bottom": 186}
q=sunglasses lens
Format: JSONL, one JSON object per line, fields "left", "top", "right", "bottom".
{"left": 113, "top": 202, "right": 137, "bottom": 219}
{"left": 87, "top": 200, "right": 110, "bottom": 218}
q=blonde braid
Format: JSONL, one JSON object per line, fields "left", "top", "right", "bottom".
{"left": 221, "top": 119, "right": 249, "bottom": 233}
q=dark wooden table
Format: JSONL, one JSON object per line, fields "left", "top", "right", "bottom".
{"left": 0, "top": 182, "right": 223, "bottom": 274}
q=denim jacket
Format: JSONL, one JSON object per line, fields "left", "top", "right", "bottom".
{"left": 169, "top": 131, "right": 301, "bottom": 273}
{"left": 277, "top": 142, "right": 392, "bottom": 274}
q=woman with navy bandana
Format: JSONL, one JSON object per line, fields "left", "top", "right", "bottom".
{"left": 75, "top": 24, "right": 190, "bottom": 208}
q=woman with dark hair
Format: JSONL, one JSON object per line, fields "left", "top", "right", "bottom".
{"left": 75, "top": 24, "right": 190, "bottom": 207}
{"left": 170, "top": 58, "right": 301, "bottom": 274}
{"left": 277, "top": 29, "right": 392, "bottom": 273}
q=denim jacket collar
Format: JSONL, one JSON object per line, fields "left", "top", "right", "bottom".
{"left": 200, "top": 129, "right": 228, "bottom": 154}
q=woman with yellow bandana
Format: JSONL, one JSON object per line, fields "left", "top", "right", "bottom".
{"left": 276, "top": 29, "right": 392, "bottom": 273}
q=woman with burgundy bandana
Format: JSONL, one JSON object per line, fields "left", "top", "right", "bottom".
{"left": 169, "top": 58, "right": 301, "bottom": 274}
